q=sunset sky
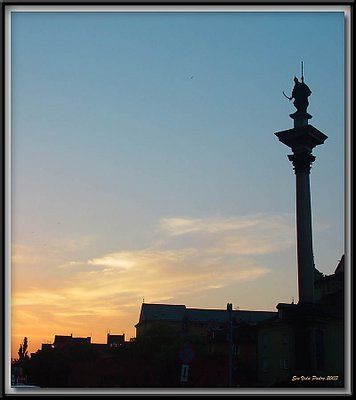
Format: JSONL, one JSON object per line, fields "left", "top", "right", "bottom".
{"left": 8, "top": 7, "right": 346, "bottom": 359}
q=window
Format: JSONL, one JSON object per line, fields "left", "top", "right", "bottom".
{"left": 280, "top": 359, "right": 289, "bottom": 370}
{"left": 233, "top": 344, "right": 240, "bottom": 355}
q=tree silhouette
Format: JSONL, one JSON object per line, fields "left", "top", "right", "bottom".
{"left": 11, "top": 337, "right": 30, "bottom": 385}
{"left": 18, "top": 337, "right": 29, "bottom": 361}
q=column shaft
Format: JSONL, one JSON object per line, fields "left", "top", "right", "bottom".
{"left": 288, "top": 150, "right": 316, "bottom": 304}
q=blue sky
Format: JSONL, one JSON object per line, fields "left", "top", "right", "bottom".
{"left": 10, "top": 9, "right": 345, "bottom": 355}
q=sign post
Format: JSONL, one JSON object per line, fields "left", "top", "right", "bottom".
{"left": 178, "top": 343, "right": 195, "bottom": 386}
{"left": 180, "top": 364, "right": 189, "bottom": 383}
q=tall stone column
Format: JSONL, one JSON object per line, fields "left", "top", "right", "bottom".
{"left": 275, "top": 78, "right": 327, "bottom": 304}
{"left": 275, "top": 76, "right": 329, "bottom": 376}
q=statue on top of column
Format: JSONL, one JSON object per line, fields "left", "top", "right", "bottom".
{"left": 288, "top": 76, "right": 312, "bottom": 116}
{"left": 283, "top": 62, "right": 312, "bottom": 118}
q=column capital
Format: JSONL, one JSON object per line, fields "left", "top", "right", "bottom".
{"left": 288, "top": 152, "right": 316, "bottom": 174}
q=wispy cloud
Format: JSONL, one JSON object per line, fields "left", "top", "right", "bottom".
{"left": 160, "top": 213, "right": 294, "bottom": 234}
{"left": 11, "top": 212, "right": 296, "bottom": 356}
{"left": 78, "top": 213, "right": 297, "bottom": 298}
{"left": 159, "top": 215, "right": 259, "bottom": 236}
{"left": 158, "top": 213, "right": 295, "bottom": 255}
{"left": 88, "top": 249, "right": 195, "bottom": 271}
{"left": 12, "top": 213, "right": 295, "bottom": 312}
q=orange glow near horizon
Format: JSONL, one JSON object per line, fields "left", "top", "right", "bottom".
{"left": 11, "top": 316, "right": 138, "bottom": 360}
{"left": 10, "top": 213, "right": 301, "bottom": 360}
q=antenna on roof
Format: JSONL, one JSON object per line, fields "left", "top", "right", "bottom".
{"left": 143, "top": 296, "right": 145, "bottom": 303}
{"left": 301, "top": 61, "right": 304, "bottom": 82}
{"left": 292, "top": 297, "right": 294, "bottom": 304}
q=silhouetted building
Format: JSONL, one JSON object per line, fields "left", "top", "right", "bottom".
{"left": 136, "top": 303, "right": 275, "bottom": 339}
{"left": 135, "top": 303, "right": 276, "bottom": 386}
{"left": 107, "top": 333, "right": 125, "bottom": 348}
{"left": 53, "top": 334, "right": 91, "bottom": 349}
{"left": 271, "top": 75, "right": 345, "bottom": 387}
{"left": 257, "top": 257, "right": 344, "bottom": 387}
{"left": 41, "top": 343, "right": 53, "bottom": 351}
{"left": 38, "top": 333, "right": 129, "bottom": 354}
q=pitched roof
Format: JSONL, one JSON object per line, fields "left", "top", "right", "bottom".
{"left": 335, "top": 255, "right": 344, "bottom": 274}
{"left": 139, "top": 303, "right": 186, "bottom": 323}
{"left": 186, "top": 308, "right": 276, "bottom": 324}
{"left": 137, "top": 303, "right": 276, "bottom": 326}
{"left": 187, "top": 308, "right": 227, "bottom": 323}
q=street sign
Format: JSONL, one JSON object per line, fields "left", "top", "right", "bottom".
{"left": 180, "top": 364, "right": 189, "bottom": 383}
